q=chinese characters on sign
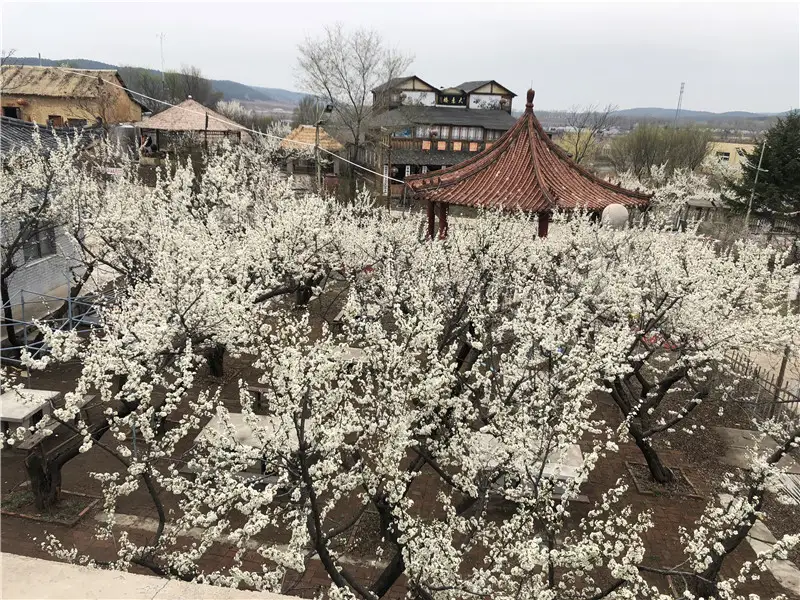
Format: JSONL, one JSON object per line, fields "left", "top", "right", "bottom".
{"left": 437, "top": 93, "right": 467, "bottom": 106}
{"left": 383, "top": 164, "right": 389, "bottom": 195}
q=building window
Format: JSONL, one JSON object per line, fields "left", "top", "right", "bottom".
{"left": 485, "top": 130, "right": 503, "bottom": 141}
{"left": 2, "top": 106, "right": 21, "bottom": 119}
{"left": 24, "top": 226, "right": 57, "bottom": 262}
{"left": 24, "top": 226, "right": 57, "bottom": 261}
{"left": 415, "top": 126, "right": 430, "bottom": 138}
{"left": 390, "top": 93, "right": 400, "bottom": 104}
{"left": 452, "top": 141, "right": 463, "bottom": 152}
{"left": 48, "top": 115, "right": 64, "bottom": 127}
{"left": 716, "top": 151, "right": 731, "bottom": 162}
{"left": 468, "top": 127, "right": 483, "bottom": 141}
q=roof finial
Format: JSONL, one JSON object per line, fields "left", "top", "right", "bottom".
{"left": 525, "top": 89, "right": 535, "bottom": 113}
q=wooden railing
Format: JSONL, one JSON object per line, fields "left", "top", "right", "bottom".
{"left": 726, "top": 349, "right": 800, "bottom": 421}
{"left": 387, "top": 139, "right": 491, "bottom": 153}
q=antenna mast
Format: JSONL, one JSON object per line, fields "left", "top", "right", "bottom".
{"left": 157, "top": 33, "right": 166, "bottom": 82}
{"left": 673, "top": 82, "right": 685, "bottom": 127}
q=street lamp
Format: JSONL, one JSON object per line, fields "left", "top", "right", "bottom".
{"left": 315, "top": 103, "right": 334, "bottom": 192}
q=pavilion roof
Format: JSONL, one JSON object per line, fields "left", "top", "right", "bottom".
{"left": 136, "top": 98, "right": 243, "bottom": 133}
{"left": 405, "top": 89, "right": 651, "bottom": 213}
{"left": 280, "top": 125, "right": 344, "bottom": 153}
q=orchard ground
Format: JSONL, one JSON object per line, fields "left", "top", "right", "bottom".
{"left": 2, "top": 346, "right": 798, "bottom": 599}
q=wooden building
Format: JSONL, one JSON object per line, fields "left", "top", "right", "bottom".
{"left": 280, "top": 125, "right": 345, "bottom": 192}
{"left": 361, "top": 76, "right": 520, "bottom": 198}
{"left": 405, "top": 89, "right": 651, "bottom": 238}
{"left": 0, "top": 66, "right": 145, "bottom": 126}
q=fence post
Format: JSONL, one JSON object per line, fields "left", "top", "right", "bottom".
{"left": 772, "top": 345, "right": 791, "bottom": 419}
{"left": 66, "top": 277, "right": 73, "bottom": 329}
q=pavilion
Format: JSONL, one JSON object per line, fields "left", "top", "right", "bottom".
{"left": 405, "top": 89, "right": 651, "bottom": 238}
{"left": 135, "top": 97, "right": 246, "bottom": 153}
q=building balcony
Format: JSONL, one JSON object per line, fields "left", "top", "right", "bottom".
{"left": 387, "top": 138, "right": 494, "bottom": 153}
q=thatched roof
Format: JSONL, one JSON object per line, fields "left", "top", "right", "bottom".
{"left": 137, "top": 98, "right": 244, "bottom": 133}
{"left": 0, "top": 65, "right": 147, "bottom": 109}
{"left": 280, "top": 125, "right": 344, "bottom": 153}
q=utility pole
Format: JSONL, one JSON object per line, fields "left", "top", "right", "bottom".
{"left": 315, "top": 103, "right": 333, "bottom": 194}
{"left": 673, "top": 82, "right": 685, "bottom": 127}
{"left": 744, "top": 139, "right": 767, "bottom": 231}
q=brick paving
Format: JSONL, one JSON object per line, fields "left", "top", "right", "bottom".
{"left": 1, "top": 361, "right": 797, "bottom": 598}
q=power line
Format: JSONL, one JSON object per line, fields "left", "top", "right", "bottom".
{"left": 57, "top": 67, "right": 407, "bottom": 184}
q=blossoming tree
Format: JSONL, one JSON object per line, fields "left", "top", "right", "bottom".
{"left": 2, "top": 140, "right": 798, "bottom": 599}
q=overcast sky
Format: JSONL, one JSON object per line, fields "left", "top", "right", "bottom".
{"left": 2, "top": 1, "right": 798, "bottom": 113}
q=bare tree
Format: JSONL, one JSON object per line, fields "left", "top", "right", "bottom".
{"left": 561, "top": 103, "right": 618, "bottom": 164}
{"left": 608, "top": 123, "right": 712, "bottom": 179}
{"left": 291, "top": 95, "right": 322, "bottom": 128}
{"left": 296, "top": 24, "right": 412, "bottom": 193}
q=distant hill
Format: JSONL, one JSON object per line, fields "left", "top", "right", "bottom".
{"left": 250, "top": 86, "right": 307, "bottom": 105}
{"left": 8, "top": 56, "right": 306, "bottom": 106}
{"left": 613, "top": 107, "right": 783, "bottom": 121}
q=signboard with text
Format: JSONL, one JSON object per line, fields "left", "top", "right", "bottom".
{"left": 437, "top": 93, "right": 467, "bottom": 106}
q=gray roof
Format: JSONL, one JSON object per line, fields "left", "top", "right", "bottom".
{"left": 453, "top": 80, "right": 491, "bottom": 93}
{"left": 372, "top": 77, "right": 412, "bottom": 94}
{"left": 453, "top": 80, "right": 517, "bottom": 97}
{"left": 370, "top": 106, "right": 517, "bottom": 131}
{"left": 390, "top": 148, "right": 475, "bottom": 167}
{"left": 0, "top": 116, "right": 103, "bottom": 155}
{"left": 372, "top": 75, "right": 439, "bottom": 94}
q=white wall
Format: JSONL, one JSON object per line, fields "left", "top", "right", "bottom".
{"left": 469, "top": 94, "right": 504, "bottom": 109}
{"left": 4, "top": 226, "right": 83, "bottom": 320}
{"left": 401, "top": 91, "right": 436, "bottom": 106}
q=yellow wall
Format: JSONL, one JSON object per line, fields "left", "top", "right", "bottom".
{"left": 709, "top": 141, "right": 756, "bottom": 168}
{"left": 2, "top": 85, "right": 141, "bottom": 125}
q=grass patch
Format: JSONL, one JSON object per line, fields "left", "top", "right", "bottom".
{"left": 1, "top": 489, "right": 98, "bottom": 526}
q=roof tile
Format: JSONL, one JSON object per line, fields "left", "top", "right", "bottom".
{"left": 406, "top": 90, "right": 650, "bottom": 213}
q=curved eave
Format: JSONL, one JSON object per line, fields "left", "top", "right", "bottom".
{"left": 406, "top": 104, "right": 651, "bottom": 212}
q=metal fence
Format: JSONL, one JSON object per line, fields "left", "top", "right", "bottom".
{"left": 726, "top": 349, "right": 800, "bottom": 422}
{"left": 1, "top": 289, "right": 111, "bottom": 367}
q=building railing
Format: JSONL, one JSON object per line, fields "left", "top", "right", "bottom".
{"left": 387, "top": 139, "right": 492, "bottom": 153}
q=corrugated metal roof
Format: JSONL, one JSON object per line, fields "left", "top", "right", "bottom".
{"left": 370, "top": 106, "right": 517, "bottom": 131}
{"left": 0, "top": 116, "right": 103, "bottom": 155}
{"left": 0, "top": 66, "right": 146, "bottom": 109}
{"left": 405, "top": 89, "right": 651, "bottom": 213}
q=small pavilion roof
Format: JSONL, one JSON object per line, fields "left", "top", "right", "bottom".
{"left": 280, "top": 125, "right": 344, "bottom": 153}
{"left": 136, "top": 98, "right": 243, "bottom": 133}
{"left": 405, "top": 89, "right": 650, "bottom": 213}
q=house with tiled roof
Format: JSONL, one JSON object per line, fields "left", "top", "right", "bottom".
{"left": 405, "top": 89, "right": 651, "bottom": 238}
{"left": 360, "top": 75, "right": 519, "bottom": 198}
{"left": 1, "top": 65, "right": 145, "bottom": 127}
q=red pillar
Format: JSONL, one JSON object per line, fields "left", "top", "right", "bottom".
{"left": 426, "top": 200, "right": 436, "bottom": 240}
{"left": 438, "top": 202, "right": 449, "bottom": 239}
{"left": 538, "top": 212, "right": 551, "bottom": 238}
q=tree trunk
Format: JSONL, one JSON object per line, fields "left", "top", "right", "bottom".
{"left": 1, "top": 271, "right": 22, "bottom": 358}
{"left": 632, "top": 430, "right": 674, "bottom": 484}
{"left": 206, "top": 343, "right": 225, "bottom": 378}
{"left": 25, "top": 452, "right": 63, "bottom": 510}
